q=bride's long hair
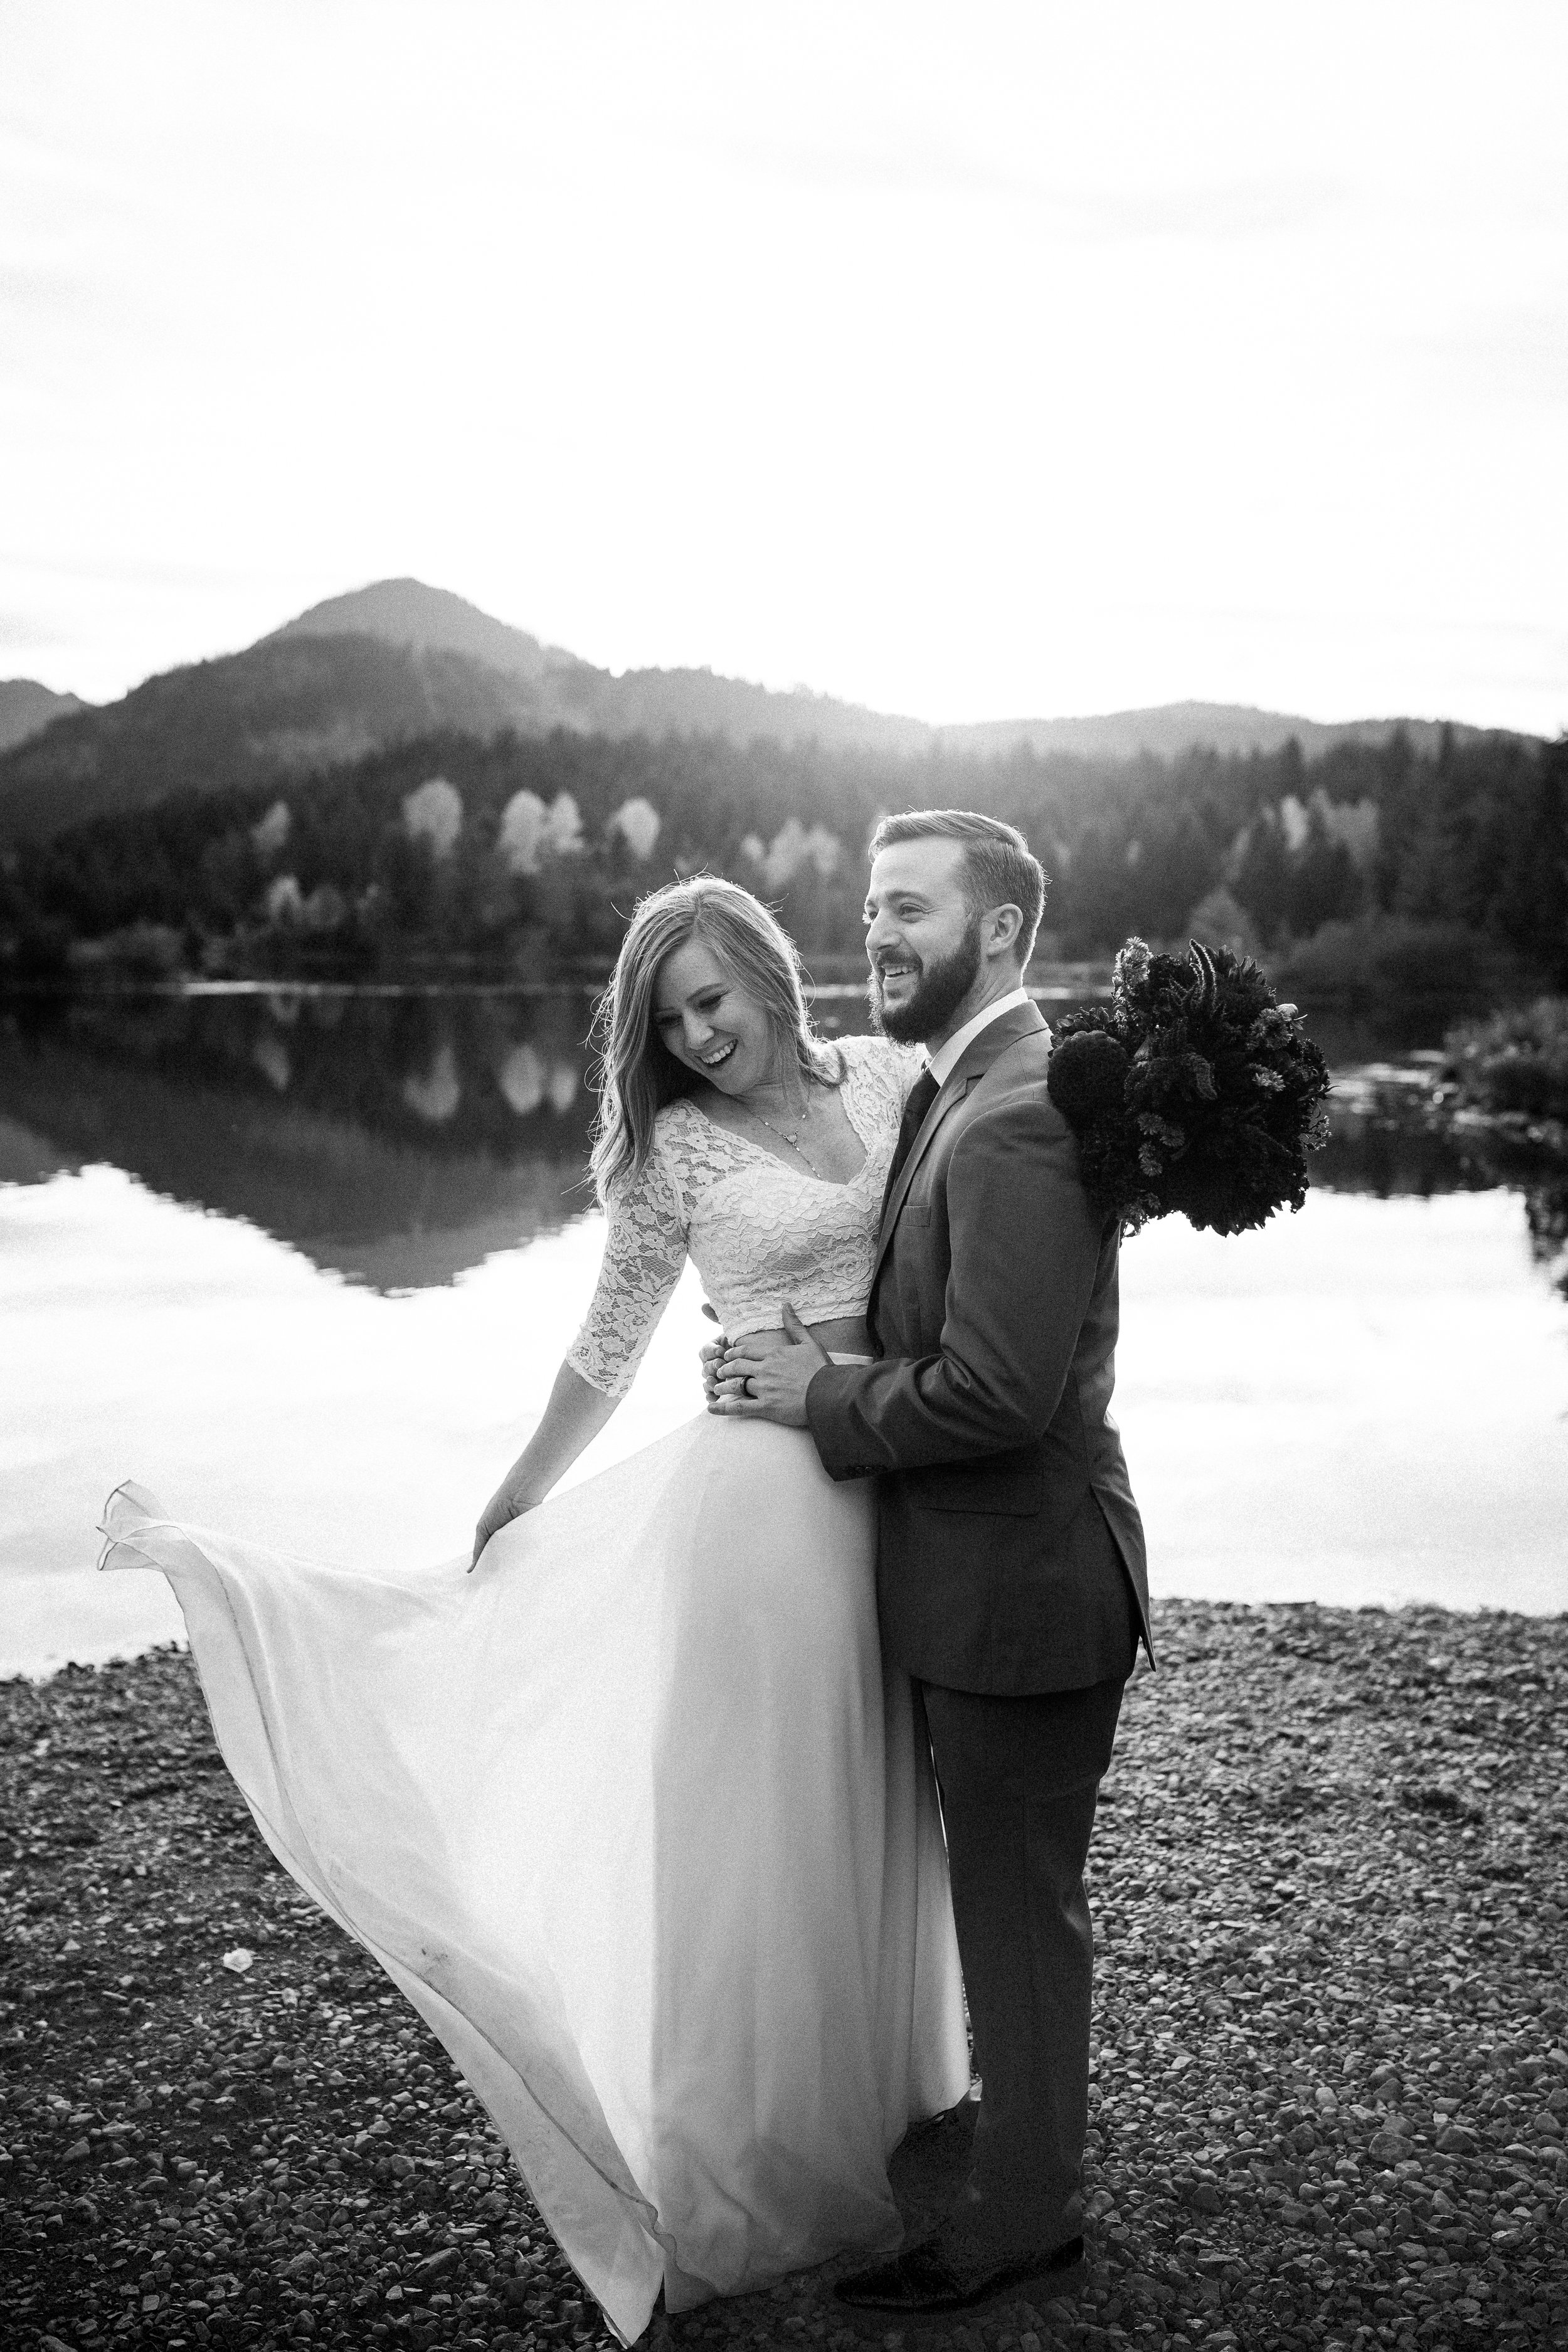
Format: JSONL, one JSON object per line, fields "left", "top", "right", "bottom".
{"left": 589, "top": 876, "right": 842, "bottom": 1202}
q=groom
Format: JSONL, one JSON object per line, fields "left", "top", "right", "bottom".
{"left": 712, "top": 807, "right": 1153, "bottom": 2320}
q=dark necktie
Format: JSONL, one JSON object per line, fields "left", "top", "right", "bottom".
{"left": 882, "top": 1067, "right": 940, "bottom": 1214}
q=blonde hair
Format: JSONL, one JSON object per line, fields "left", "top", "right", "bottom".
{"left": 588, "top": 876, "right": 841, "bottom": 1202}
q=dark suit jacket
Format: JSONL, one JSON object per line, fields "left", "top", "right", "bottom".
{"left": 805, "top": 1002, "right": 1153, "bottom": 1695}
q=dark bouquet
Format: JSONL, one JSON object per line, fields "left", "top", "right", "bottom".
{"left": 1046, "top": 938, "right": 1332, "bottom": 1235}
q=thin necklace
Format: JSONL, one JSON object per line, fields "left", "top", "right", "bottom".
{"left": 737, "top": 1072, "right": 825, "bottom": 1176}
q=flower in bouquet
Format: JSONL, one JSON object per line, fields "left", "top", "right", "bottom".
{"left": 1046, "top": 937, "right": 1331, "bottom": 1235}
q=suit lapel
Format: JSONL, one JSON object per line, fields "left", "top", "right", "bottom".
{"left": 869, "top": 1001, "right": 1046, "bottom": 1290}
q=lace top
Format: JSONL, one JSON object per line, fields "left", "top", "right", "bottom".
{"left": 567, "top": 1034, "right": 921, "bottom": 1399}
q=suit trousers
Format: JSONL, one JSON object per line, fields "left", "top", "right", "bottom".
{"left": 919, "top": 1669, "right": 1126, "bottom": 2252}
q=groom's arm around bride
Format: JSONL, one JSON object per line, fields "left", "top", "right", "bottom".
{"left": 716, "top": 807, "right": 1153, "bottom": 2317}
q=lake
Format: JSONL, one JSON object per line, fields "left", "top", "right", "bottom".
{"left": 2, "top": 983, "right": 1564, "bottom": 1675}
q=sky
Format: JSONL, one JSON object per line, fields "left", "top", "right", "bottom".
{"left": 2, "top": 0, "right": 1565, "bottom": 730}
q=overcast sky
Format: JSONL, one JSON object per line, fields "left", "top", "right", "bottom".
{"left": 3, "top": 0, "right": 1565, "bottom": 729}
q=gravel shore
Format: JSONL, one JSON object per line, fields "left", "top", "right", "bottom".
{"left": 3, "top": 1599, "right": 1564, "bottom": 2352}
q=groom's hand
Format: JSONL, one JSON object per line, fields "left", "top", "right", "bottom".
{"left": 699, "top": 1303, "right": 727, "bottom": 1402}
{"left": 707, "top": 1301, "right": 827, "bottom": 1428}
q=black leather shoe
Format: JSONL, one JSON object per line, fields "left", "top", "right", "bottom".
{"left": 833, "top": 2225, "right": 1086, "bottom": 2323}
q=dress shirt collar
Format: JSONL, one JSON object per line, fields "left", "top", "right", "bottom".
{"left": 924, "top": 984, "right": 1034, "bottom": 1087}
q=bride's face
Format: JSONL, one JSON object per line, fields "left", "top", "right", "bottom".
{"left": 652, "top": 940, "right": 778, "bottom": 1096}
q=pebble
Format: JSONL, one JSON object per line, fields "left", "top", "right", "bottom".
{"left": 2, "top": 1602, "right": 1565, "bottom": 2349}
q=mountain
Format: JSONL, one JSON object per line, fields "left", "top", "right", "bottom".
{"left": 0, "top": 679, "right": 87, "bottom": 756}
{"left": 268, "top": 582, "right": 1454, "bottom": 759}
{"left": 271, "top": 578, "right": 560, "bottom": 685}
{"left": 940, "top": 701, "right": 1475, "bottom": 763}
{"left": 273, "top": 578, "right": 932, "bottom": 751}
{"left": 0, "top": 632, "right": 557, "bottom": 841}
{"left": 0, "top": 576, "right": 1528, "bottom": 841}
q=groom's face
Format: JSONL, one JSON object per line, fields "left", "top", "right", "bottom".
{"left": 864, "top": 839, "right": 983, "bottom": 1045}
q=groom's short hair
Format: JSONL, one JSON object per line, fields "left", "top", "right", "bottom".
{"left": 869, "top": 808, "right": 1046, "bottom": 966}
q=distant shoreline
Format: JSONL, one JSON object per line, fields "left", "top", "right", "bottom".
{"left": 0, "top": 963, "right": 1530, "bottom": 1007}
{"left": 0, "top": 956, "right": 1119, "bottom": 1000}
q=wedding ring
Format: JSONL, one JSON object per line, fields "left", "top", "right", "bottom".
{"left": 742, "top": 1375, "right": 756, "bottom": 1398}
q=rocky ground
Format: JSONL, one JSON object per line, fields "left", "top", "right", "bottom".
{"left": 2, "top": 1600, "right": 1564, "bottom": 2352}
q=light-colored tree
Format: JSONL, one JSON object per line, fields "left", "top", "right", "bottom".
{"left": 402, "top": 1044, "right": 461, "bottom": 1123}
{"left": 1185, "top": 886, "right": 1265, "bottom": 960}
{"left": 1279, "top": 794, "right": 1312, "bottom": 854}
{"left": 499, "top": 788, "right": 585, "bottom": 872}
{"left": 608, "top": 796, "right": 661, "bottom": 861}
{"left": 265, "top": 874, "right": 306, "bottom": 926}
{"left": 251, "top": 800, "right": 292, "bottom": 861}
{"left": 761, "top": 819, "right": 810, "bottom": 886}
{"left": 252, "top": 1034, "right": 291, "bottom": 1092}
{"left": 1278, "top": 790, "right": 1379, "bottom": 869}
{"left": 803, "top": 825, "right": 842, "bottom": 879}
{"left": 498, "top": 790, "right": 548, "bottom": 875}
{"left": 497, "top": 1042, "right": 546, "bottom": 1115}
{"left": 403, "top": 777, "right": 464, "bottom": 858}
{"left": 1312, "top": 788, "right": 1380, "bottom": 868}
{"left": 546, "top": 792, "right": 585, "bottom": 856}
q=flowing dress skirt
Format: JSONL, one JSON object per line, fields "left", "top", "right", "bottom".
{"left": 100, "top": 1414, "right": 970, "bottom": 2344}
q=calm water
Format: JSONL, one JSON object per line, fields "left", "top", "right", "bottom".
{"left": 3, "top": 984, "right": 1565, "bottom": 1674}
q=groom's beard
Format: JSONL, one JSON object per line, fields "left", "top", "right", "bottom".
{"left": 869, "top": 916, "right": 983, "bottom": 1044}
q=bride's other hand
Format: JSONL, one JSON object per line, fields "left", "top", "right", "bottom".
{"left": 471, "top": 1472, "right": 545, "bottom": 1567}
{"left": 699, "top": 1311, "right": 729, "bottom": 1401}
{"left": 469, "top": 1362, "right": 620, "bottom": 1569}
{"left": 708, "top": 1301, "right": 828, "bottom": 1428}
{"left": 706, "top": 1346, "right": 748, "bottom": 1401}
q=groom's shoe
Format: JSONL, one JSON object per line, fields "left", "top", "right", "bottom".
{"left": 833, "top": 2222, "right": 1086, "bottom": 2325}
{"left": 887, "top": 2088, "right": 981, "bottom": 2223}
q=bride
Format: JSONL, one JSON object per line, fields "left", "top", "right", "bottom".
{"left": 100, "top": 876, "right": 970, "bottom": 2345}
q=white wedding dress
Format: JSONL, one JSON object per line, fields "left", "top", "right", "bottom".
{"left": 99, "top": 1035, "right": 970, "bottom": 2344}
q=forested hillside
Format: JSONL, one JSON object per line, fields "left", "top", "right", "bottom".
{"left": 1, "top": 578, "right": 1527, "bottom": 845}
{"left": 2, "top": 721, "right": 1563, "bottom": 992}
{"left": 0, "top": 635, "right": 548, "bottom": 840}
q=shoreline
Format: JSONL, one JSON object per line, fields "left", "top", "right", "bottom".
{"left": 3, "top": 1599, "right": 1565, "bottom": 2351}
{"left": 6, "top": 1571, "right": 1560, "bottom": 1684}
{"left": 8, "top": 1581, "right": 1565, "bottom": 1690}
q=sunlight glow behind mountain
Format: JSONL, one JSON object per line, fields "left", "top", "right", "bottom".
{"left": 2, "top": 1, "right": 1564, "bottom": 731}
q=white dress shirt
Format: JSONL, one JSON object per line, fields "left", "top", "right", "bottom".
{"left": 924, "top": 985, "right": 1036, "bottom": 1087}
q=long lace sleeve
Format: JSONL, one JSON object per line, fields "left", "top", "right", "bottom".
{"left": 565, "top": 1135, "right": 690, "bottom": 1401}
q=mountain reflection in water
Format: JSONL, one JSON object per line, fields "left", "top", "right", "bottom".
{"left": 0, "top": 988, "right": 599, "bottom": 1291}
{"left": 1, "top": 988, "right": 1564, "bottom": 1298}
